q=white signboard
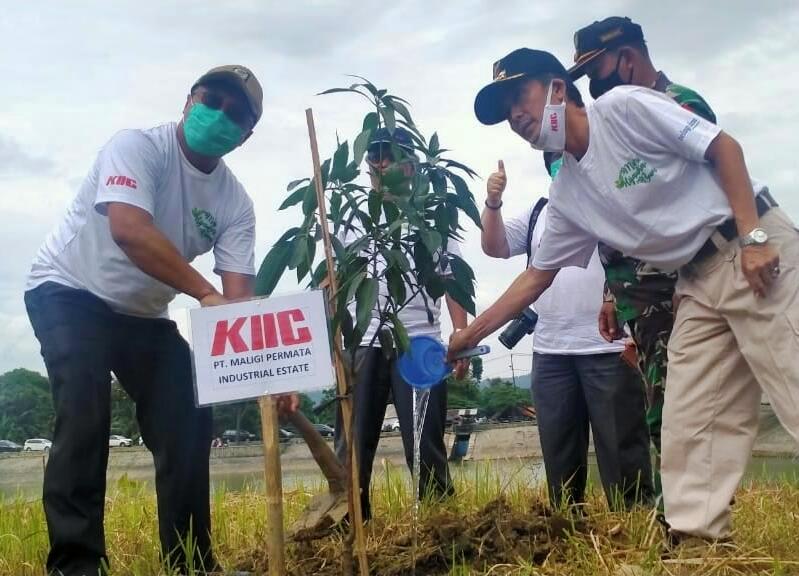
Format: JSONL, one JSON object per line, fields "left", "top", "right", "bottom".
{"left": 189, "top": 291, "right": 334, "bottom": 406}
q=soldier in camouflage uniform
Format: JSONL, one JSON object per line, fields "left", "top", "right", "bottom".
{"left": 569, "top": 17, "right": 717, "bottom": 507}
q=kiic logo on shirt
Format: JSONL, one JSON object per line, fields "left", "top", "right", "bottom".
{"left": 105, "top": 175, "right": 137, "bottom": 189}
{"left": 615, "top": 158, "right": 657, "bottom": 189}
{"left": 192, "top": 208, "right": 217, "bottom": 243}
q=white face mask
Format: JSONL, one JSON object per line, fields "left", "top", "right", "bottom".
{"left": 530, "top": 81, "right": 566, "bottom": 152}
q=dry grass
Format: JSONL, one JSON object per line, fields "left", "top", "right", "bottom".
{"left": 2, "top": 462, "right": 798, "bottom": 575}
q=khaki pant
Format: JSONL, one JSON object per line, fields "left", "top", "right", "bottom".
{"left": 662, "top": 207, "right": 799, "bottom": 539}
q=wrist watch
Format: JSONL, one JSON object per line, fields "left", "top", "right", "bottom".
{"left": 739, "top": 227, "right": 769, "bottom": 248}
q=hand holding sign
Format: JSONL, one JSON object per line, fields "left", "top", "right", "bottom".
{"left": 189, "top": 291, "right": 334, "bottom": 406}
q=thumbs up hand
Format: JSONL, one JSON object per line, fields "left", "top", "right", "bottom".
{"left": 486, "top": 160, "right": 506, "bottom": 207}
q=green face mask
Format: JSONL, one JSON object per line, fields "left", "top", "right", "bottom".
{"left": 183, "top": 102, "right": 243, "bottom": 157}
{"left": 549, "top": 156, "right": 563, "bottom": 179}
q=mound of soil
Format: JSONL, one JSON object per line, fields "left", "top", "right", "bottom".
{"left": 251, "top": 497, "right": 588, "bottom": 576}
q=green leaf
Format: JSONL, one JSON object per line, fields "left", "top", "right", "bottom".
{"left": 460, "top": 196, "right": 482, "bottom": 229}
{"left": 320, "top": 159, "right": 331, "bottom": 187}
{"left": 420, "top": 229, "right": 442, "bottom": 254}
{"left": 383, "top": 201, "right": 399, "bottom": 224}
{"left": 287, "top": 177, "right": 310, "bottom": 192}
{"left": 381, "top": 105, "right": 396, "bottom": 133}
{"left": 296, "top": 234, "right": 315, "bottom": 282}
{"left": 445, "top": 277, "right": 476, "bottom": 315}
{"left": 413, "top": 239, "right": 434, "bottom": 280}
{"left": 353, "top": 128, "right": 372, "bottom": 166}
{"left": 434, "top": 204, "right": 450, "bottom": 241}
{"left": 450, "top": 173, "right": 471, "bottom": 198}
{"left": 386, "top": 266, "right": 406, "bottom": 304}
{"left": 368, "top": 189, "right": 382, "bottom": 222}
{"left": 363, "top": 112, "right": 379, "bottom": 132}
{"left": 279, "top": 185, "right": 308, "bottom": 210}
{"left": 330, "top": 191, "right": 343, "bottom": 225}
{"left": 355, "top": 278, "right": 378, "bottom": 335}
{"left": 302, "top": 183, "right": 318, "bottom": 216}
{"left": 429, "top": 170, "right": 448, "bottom": 197}
{"left": 449, "top": 254, "right": 475, "bottom": 282}
{"left": 424, "top": 274, "right": 446, "bottom": 300}
{"left": 306, "top": 235, "right": 316, "bottom": 271}
{"left": 331, "top": 234, "right": 346, "bottom": 264}
{"left": 450, "top": 265, "right": 474, "bottom": 298}
{"left": 319, "top": 87, "right": 366, "bottom": 97}
{"left": 346, "top": 76, "right": 379, "bottom": 96}
{"left": 429, "top": 132, "right": 440, "bottom": 156}
{"left": 411, "top": 173, "right": 431, "bottom": 197}
{"left": 331, "top": 141, "right": 349, "bottom": 180}
{"left": 345, "top": 271, "right": 367, "bottom": 305}
{"left": 310, "top": 259, "right": 328, "bottom": 288}
{"left": 377, "top": 328, "right": 394, "bottom": 356}
{"left": 388, "top": 249, "right": 411, "bottom": 272}
{"left": 340, "top": 309, "right": 356, "bottom": 350}
{"left": 449, "top": 174, "right": 482, "bottom": 228}
{"left": 274, "top": 226, "right": 301, "bottom": 245}
{"left": 387, "top": 98, "right": 413, "bottom": 125}
{"left": 338, "top": 162, "right": 360, "bottom": 184}
{"left": 442, "top": 158, "right": 479, "bottom": 178}
{"left": 289, "top": 234, "right": 308, "bottom": 268}
{"left": 390, "top": 314, "right": 410, "bottom": 353}
{"left": 255, "top": 244, "right": 292, "bottom": 296}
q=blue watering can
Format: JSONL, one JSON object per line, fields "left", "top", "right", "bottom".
{"left": 398, "top": 335, "right": 490, "bottom": 389}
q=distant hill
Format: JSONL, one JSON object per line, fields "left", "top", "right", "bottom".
{"left": 480, "top": 373, "right": 531, "bottom": 389}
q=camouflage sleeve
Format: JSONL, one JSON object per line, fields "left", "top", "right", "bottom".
{"left": 665, "top": 83, "right": 717, "bottom": 124}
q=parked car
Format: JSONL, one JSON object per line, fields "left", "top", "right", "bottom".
{"left": 0, "top": 440, "right": 22, "bottom": 453}
{"left": 312, "top": 424, "right": 335, "bottom": 438}
{"left": 23, "top": 438, "right": 52, "bottom": 452}
{"left": 221, "top": 429, "right": 257, "bottom": 443}
{"left": 279, "top": 429, "right": 294, "bottom": 442}
{"left": 381, "top": 418, "right": 401, "bottom": 433}
{"left": 109, "top": 435, "right": 133, "bottom": 447}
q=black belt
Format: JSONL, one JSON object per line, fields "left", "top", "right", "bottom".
{"left": 690, "top": 190, "right": 778, "bottom": 264}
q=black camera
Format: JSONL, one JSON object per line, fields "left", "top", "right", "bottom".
{"left": 498, "top": 308, "right": 539, "bottom": 349}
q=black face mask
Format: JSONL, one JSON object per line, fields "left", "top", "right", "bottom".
{"left": 589, "top": 53, "right": 633, "bottom": 99}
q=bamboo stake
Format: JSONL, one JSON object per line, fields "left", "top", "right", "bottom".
{"left": 306, "top": 108, "right": 370, "bottom": 576}
{"left": 259, "top": 395, "right": 286, "bottom": 576}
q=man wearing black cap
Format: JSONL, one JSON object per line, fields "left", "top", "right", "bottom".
{"left": 480, "top": 151, "right": 652, "bottom": 511}
{"left": 452, "top": 48, "right": 799, "bottom": 543}
{"left": 24, "top": 65, "right": 262, "bottom": 575}
{"left": 569, "top": 16, "right": 718, "bottom": 510}
{"left": 333, "top": 127, "right": 469, "bottom": 520}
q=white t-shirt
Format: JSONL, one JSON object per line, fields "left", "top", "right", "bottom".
{"left": 532, "top": 86, "right": 765, "bottom": 272}
{"left": 505, "top": 203, "right": 623, "bottom": 355}
{"left": 27, "top": 123, "right": 256, "bottom": 317}
{"left": 341, "top": 228, "right": 461, "bottom": 347}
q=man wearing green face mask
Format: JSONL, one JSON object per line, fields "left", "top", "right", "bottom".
{"left": 25, "top": 65, "right": 262, "bottom": 576}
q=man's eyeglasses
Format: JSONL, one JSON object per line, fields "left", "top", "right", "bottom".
{"left": 366, "top": 143, "right": 413, "bottom": 165}
{"left": 192, "top": 88, "right": 255, "bottom": 129}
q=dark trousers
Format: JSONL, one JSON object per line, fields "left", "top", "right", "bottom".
{"left": 532, "top": 351, "right": 653, "bottom": 510}
{"left": 25, "top": 282, "right": 215, "bottom": 576}
{"left": 334, "top": 347, "right": 453, "bottom": 520}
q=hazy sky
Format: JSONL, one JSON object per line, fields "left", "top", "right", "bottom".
{"left": 1, "top": 1, "right": 797, "bottom": 382}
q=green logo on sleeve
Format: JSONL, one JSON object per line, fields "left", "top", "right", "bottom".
{"left": 192, "top": 208, "right": 217, "bottom": 243}
{"left": 615, "top": 158, "right": 657, "bottom": 189}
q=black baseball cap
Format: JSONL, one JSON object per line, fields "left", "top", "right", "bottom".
{"left": 474, "top": 48, "right": 569, "bottom": 125}
{"left": 368, "top": 127, "right": 414, "bottom": 152}
{"left": 569, "top": 17, "right": 645, "bottom": 80}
